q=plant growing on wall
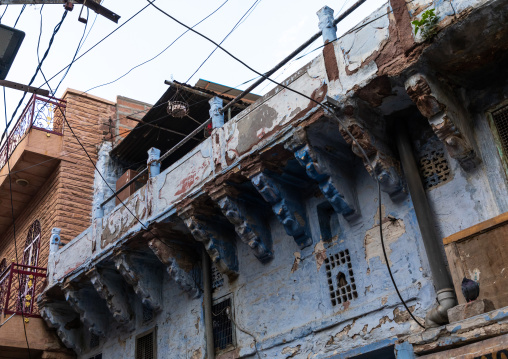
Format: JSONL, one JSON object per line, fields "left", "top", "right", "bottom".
{"left": 412, "top": 9, "right": 439, "bottom": 40}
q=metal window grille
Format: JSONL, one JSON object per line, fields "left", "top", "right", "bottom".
{"left": 492, "top": 105, "right": 508, "bottom": 161}
{"left": 211, "top": 262, "right": 224, "bottom": 290}
{"left": 90, "top": 333, "right": 100, "bottom": 349}
{"left": 324, "top": 249, "right": 358, "bottom": 307}
{"left": 142, "top": 305, "right": 154, "bottom": 323}
{"left": 419, "top": 149, "right": 452, "bottom": 190}
{"left": 212, "top": 297, "right": 234, "bottom": 351}
{"left": 136, "top": 332, "right": 155, "bottom": 359}
{"left": 88, "top": 354, "right": 102, "bottom": 359}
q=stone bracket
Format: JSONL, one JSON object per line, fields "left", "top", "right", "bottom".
{"left": 405, "top": 73, "right": 480, "bottom": 170}
{"left": 179, "top": 204, "right": 238, "bottom": 279}
{"left": 147, "top": 237, "right": 201, "bottom": 298}
{"left": 62, "top": 282, "right": 109, "bottom": 337}
{"left": 210, "top": 186, "right": 274, "bottom": 263}
{"left": 247, "top": 169, "right": 312, "bottom": 249}
{"left": 38, "top": 296, "right": 83, "bottom": 354}
{"left": 285, "top": 129, "right": 359, "bottom": 221}
{"left": 338, "top": 110, "right": 405, "bottom": 201}
{"left": 114, "top": 251, "right": 163, "bottom": 312}
{"left": 88, "top": 267, "right": 133, "bottom": 325}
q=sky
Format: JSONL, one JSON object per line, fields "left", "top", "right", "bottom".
{"left": 0, "top": 0, "right": 387, "bottom": 134}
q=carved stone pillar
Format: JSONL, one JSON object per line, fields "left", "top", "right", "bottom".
{"left": 209, "top": 185, "right": 273, "bottom": 263}
{"left": 405, "top": 73, "right": 479, "bottom": 170}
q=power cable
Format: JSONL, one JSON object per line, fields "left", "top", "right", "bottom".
{"left": 148, "top": 0, "right": 425, "bottom": 328}
{"left": 3, "top": 86, "right": 32, "bottom": 359}
{"left": 84, "top": 0, "right": 230, "bottom": 94}
{"left": 13, "top": 4, "right": 25, "bottom": 27}
{"left": 185, "top": 0, "right": 261, "bottom": 83}
{"left": 0, "top": 5, "right": 8, "bottom": 22}
{"left": 7, "top": 10, "right": 68, "bottom": 131}
{"left": 36, "top": 2, "right": 152, "bottom": 92}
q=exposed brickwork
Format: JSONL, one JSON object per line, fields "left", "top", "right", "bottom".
{"left": 0, "top": 90, "right": 117, "bottom": 269}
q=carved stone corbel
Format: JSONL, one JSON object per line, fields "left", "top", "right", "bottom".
{"left": 285, "top": 128, "right": 359, "bottom": 221}
{"left": 88, "top": 267, "right": 133, "bottom": 325}
{"left": 405, "top": 73, "right": 479, "bottom": 170}
{"left": 178, "top": 203, "right": 238, "bottom": 279}
{"left": 243, "top": 161, "right": 313, "bottom": 249}
{"left": 38, "top": 295, "right": 83, "bottom": 354}
{"left": 338, "top": 105, "right": 405, "bottom": 201}
{"left": 209, "top": 185, "right": 273, "bottom": 263}
{"left": 147, "top": 237, "right": 201, "bottom": 298}
{"left": 114, "top": 250, "right": 162, "bottom": 312}
{"left": 62, "top": 282, "right": 109, "bottom": 337}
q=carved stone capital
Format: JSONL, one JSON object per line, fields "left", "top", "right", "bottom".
{"left": 147, "top": 237, "right": 201, "bottom": 298}
{"left": 88, "top": 267, "right": 133, "bottom": 325}
{"left": 405, "top": 73, "right": 479, "bottom": 170}
{"left": 209, "top": 185, "right": 274, "bottom": 263}
{"left": 114, "top": 251, "right": 162, "bottom": 312}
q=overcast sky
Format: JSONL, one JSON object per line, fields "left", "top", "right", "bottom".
{"left": 1, "top": 0, "right": 386, "bottom": 132}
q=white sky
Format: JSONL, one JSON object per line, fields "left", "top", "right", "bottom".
{"left": 0, "top": 0, "right": 387, "bottom": 132}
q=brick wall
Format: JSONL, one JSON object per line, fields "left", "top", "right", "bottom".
{"left": 0, "top": 90, "right": 116, "bottom": 269}
{"left": 115, "top": 96, "right": 152, "bottom": 144}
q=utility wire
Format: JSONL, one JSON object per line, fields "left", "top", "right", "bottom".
{"left": 13, "top": 4, "right": 25, "bottom": 27}
{"left": 185, "top": 0, "right": 261, "bottom": 83}
{"left": 84, "top": 0, "right": 230, "bottom": 94}
{"left": 148, "top": 0, "right": 425, "bottom": 328}
{"left": 0, "top": 5, "right": 8, "bottom": 22}
{"left": 3, "top": 87, "right": 32, "bottom": 359}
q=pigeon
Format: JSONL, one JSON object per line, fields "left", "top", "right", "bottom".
{"left": 461, "top": 277, "right": 480, "bottom": 302}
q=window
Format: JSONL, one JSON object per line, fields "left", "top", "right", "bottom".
{"left": 418, "top": 148, "right": 452, "bottom": 190}
{"left": 23, "top": 220, "right": 41, "bottom": 266}
{"left": 88, "top": 354, "right": 102, "bottom": 359}
{"left": 489, "top": 103, "right": 508, "bottom": 176}
{"left": 212, "top": 297, "right": 234, "bottom": 351}
{"left": 211, "top": 262, "right": 224, "bottom": 290}
{"left": 136, "top": 329, "right": 156, "bottom": 359}
{"left": 142, "top": 305, "right": 154, "bottom": 323}
{"left": 324, "top": 249, "right": 358, "bottom": 307}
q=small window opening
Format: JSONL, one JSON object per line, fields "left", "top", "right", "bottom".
{"left": 419, "top": 149, "right": 452, "bottom": 190}
{"left": 211, "top": 262, "right": 224, "bottom": 290}
{"left": 212, "top": 297, "right": 234, "bottom": 351}
{"left": 136, "top": 330, "right": 155, "bottom": 359}
{"left": 325, "top": 249, "right": 358, "bottom": 307}
{"left": 142, "top": 305, "right": 154, "bottom": 323}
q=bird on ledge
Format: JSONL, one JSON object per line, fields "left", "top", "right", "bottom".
{"left": 462, "top": 277, "right": 480, "bottom": 302}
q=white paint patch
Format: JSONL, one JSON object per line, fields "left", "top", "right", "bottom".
{"left": 364, "top": 219, "right": 406, "bottom": 266}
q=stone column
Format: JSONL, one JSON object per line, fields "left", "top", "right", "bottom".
{"left": 147, "top": 147, "right": 161, "bottom": 178}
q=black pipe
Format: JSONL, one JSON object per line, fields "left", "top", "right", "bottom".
{"left": 395, "top": 121, "right": 454, "bottom": 291}
{"left": 202, "top": 247, "right": 214, "bottom": 359}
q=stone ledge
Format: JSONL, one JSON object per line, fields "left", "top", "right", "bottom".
{"left": 448, "top": 299, "right": 495, "bottom": 323}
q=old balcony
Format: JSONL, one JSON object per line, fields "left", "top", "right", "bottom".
{"left": 0, "top": 94, "right": 66, "bottom": 234}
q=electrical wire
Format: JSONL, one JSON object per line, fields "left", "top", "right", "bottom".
{"left": 0, "top": 5, "right": 8, "bottom": 22}
{"left": 3, "top": 86, "right": 32, "bottom": 359}
{"left": 7, "top": 10, "right": 68, "bottom": 131}
{"left": 148, "top": 0, "right": 425, "bottom": 329}
{"left": 84, "top": 0, "right": 230, "bottom": 94}
{"left": 185, "top": 0, "right": 261, "bottom": 83}
{"left": 13, "top": 4, "right": 25, "bottom": 27}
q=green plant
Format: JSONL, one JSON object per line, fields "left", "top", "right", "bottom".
{"left": 412, "top": 8, "right": 439, "bottom": 40}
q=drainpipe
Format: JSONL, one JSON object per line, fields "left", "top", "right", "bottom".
{"left": 395, "top": 121, "right": 457, "bottom": 327}
{"left": 202, "top": 247, "right": 215, "bottom": 358}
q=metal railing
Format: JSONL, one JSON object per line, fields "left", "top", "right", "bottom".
{"left": 0, "top": 263, "right": 47, "bottom": 318}
{"left": 0, "top": 94, "right": 66, "bottom": 170}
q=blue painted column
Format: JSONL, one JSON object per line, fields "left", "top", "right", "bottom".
{"left": 49, "top": 228, "right": 62, "bottom": 253}
{"left": 209, "top": 96, "right": 224, "bottom": 129}
{"left": 317, "top": 6, "right": 337, "bottom": 43}
{"left": 148, "top": 147, "right": 161, "bottom": 178}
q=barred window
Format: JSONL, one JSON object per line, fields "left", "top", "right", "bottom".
{"left": 136, "top": 330, "right": 156, "bottom": 359}
{"left": 212, "top": 297, "right": 234, "bottom": 351}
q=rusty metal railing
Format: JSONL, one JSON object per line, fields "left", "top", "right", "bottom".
{"left": 0, "top": 263, "right": 47, "bottom": 318}
{"left": 0, "top": 94, "right": 66, "bottom": 170}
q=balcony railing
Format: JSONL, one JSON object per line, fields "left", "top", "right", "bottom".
{"left": 0, "top": 263, "right": 47, "bottom": 318}
{"left": 0, "top": 94, "right": 66, "bottom": 170}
